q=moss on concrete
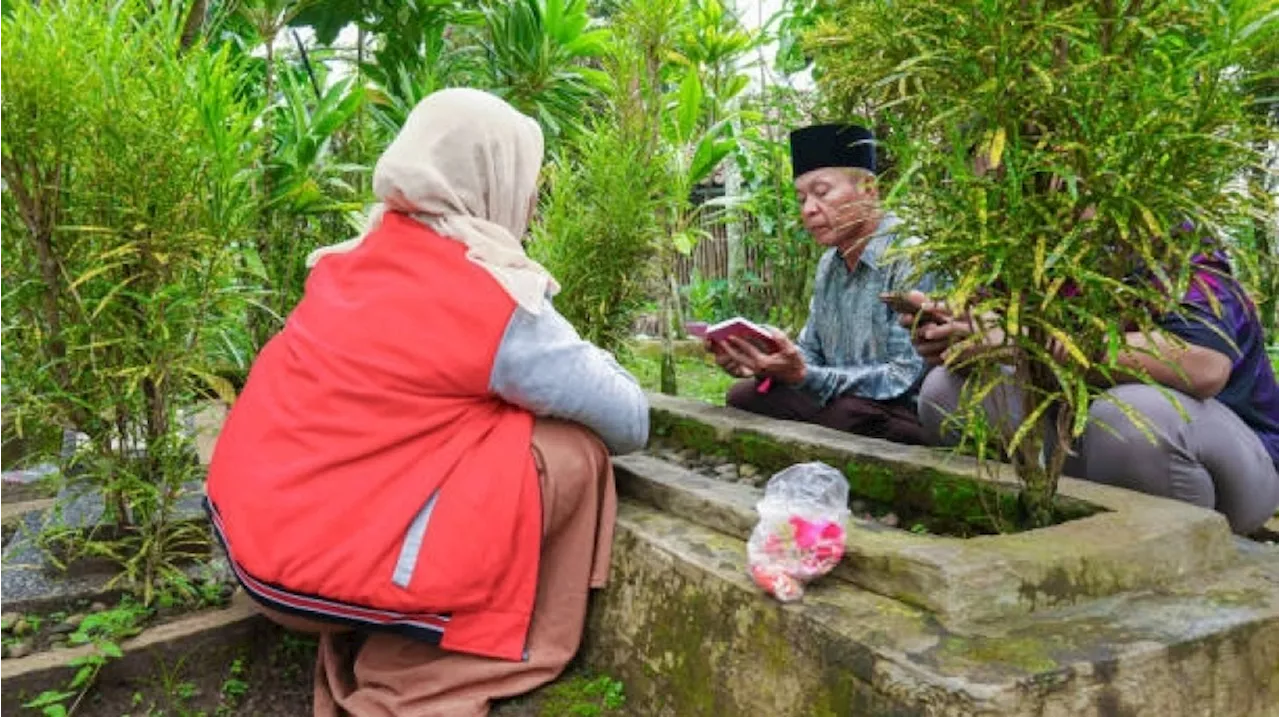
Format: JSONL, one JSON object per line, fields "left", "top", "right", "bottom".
{"left": 639, "top": 580, "right": 734, "bottom": 715}
{"left": 650, "top": 407, "right": 1103, "bottom": 536}
{"left": 1017, "top": 563, "right": 1115, "bottom": 608}
{"left": 935, "top": 635, "right": 1062, "bottom": 674}
{"left": 1203, "top": 587, "right": 1271, "bottom": 608}
{"left": 590, "top": 509, "right": 941, "bottom": 716}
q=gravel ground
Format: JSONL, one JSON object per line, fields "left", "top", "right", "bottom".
{"left": 643, "top": 443, "right": 904, "bottom": 529}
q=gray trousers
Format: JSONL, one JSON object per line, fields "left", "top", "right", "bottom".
{"left": 918, "top": 366, "right": 1278, "bottom": 535}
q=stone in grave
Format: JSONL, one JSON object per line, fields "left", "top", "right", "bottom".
{"left": 1, "top": 480, "right": 213, "bottom": 613}
{"left": 2, "top": 401, "right": 223, "bottom": 492}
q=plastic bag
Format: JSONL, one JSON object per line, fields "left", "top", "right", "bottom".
{"left": 747, "top": 462, "right": 850, "bottom": 602}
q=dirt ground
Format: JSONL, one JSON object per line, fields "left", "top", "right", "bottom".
{"left": 58, "top": 624, "right": 624, "bottom": 716}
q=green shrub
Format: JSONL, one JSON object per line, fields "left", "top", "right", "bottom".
{"left": 531, "top": 123, "right": 663, "bottom": 353}
{"left": 2, "top": 0, "right": 256, "bottom": 593}
{"left": 810, "top": 0, "right": 1276, "bottom": 524}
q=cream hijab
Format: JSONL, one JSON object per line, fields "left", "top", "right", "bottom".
{"left": 306, "top": 88, "right": 560, "bottom": 313}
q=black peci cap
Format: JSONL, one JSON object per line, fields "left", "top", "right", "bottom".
{"left": 789, "top": 124, "right": 877, "bottom": 177}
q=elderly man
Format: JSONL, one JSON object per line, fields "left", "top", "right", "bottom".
{"left": 711, "top": 124, "right": 932, "bottom": 444}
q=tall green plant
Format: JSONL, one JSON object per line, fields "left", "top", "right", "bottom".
{"left": 214, "top": 0, "right": 371, "bottom": 353}
{"left": 810, "top": 0, "right": 1277, "bottom": 525}
{"left": 730, "top": 85, "right": 823, "bottom": 331}
{"left": 1235, "top": 36, "right": 1280, "bottom": 344}
{"left": 604, "top": 0, "right": 750, "bottom": 394}
{"left": 480, "top": 0, "right": 613, "bottom": 144}
{"left": 246, "top": 67, "right": 368, "bottom": 345}
{"left": 297, "top": 0, "right": 488, "bottom": 139}
{"left": 530, "top": 126, "right": 663, "bottom": 352}
{"left": 2, "top": 0, "right": 255, "bottom": 596}
{"left": 670, "top": 0, "right": 755, "bottom": 126}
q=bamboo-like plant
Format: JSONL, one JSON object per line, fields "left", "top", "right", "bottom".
{"left": 530, "top": 125, "right": 664, "bottom": 353}
{"left": 809, "top": 0, "right": 1276, "bottom": 526}
{"left": 2, "top": 0, "right": 256, "bottom": 599}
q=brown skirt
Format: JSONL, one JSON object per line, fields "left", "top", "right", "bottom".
{"left": 254, "top": 418, "right": 617, "bottom": 716}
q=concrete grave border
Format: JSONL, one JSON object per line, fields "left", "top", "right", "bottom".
{"left": 641, "top": 393, "right": 1241, "bottom": 625}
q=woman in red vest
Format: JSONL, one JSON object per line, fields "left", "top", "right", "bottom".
{"left": 206, "top": 88, "right": 649, "bottom": 715}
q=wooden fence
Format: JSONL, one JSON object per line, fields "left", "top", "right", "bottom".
{"left": 673, "top": 217, "right": 772, "bottom": 285}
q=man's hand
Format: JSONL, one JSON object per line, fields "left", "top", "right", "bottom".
{"left": 910, "top": 319, "right": 974, "bottom": 366}
{"left": 717, "top": 328, "right": 807, "bottom": 385}
{"left": 893, "top": 290, "right": 1018, "bottom": 368}
{"left": 708, "top": 339, "right": 755, "bottom": 378}
{"left": 892, "top": 290, "right": 963, "bottom": 366}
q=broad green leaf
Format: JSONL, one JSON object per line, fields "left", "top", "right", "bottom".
{"left": 24, "top": 691, "right": 75, "bottom": 709}
{"left": 688, "top": 134, "right": 734, "bottom": 187}
{"left": 672, "top": 231, "right": 697, "bottom": 255}
{"left": 70, "top": 664, "right": 96, "bottom": 689}
{"left": 724, "top": 74, "right": 750, "bottom": 100}
{"left": 241, "top": 247, "right": 269, "bottom": 282}
{"left": 675, "top": 71, "right": 703, "bottom": 143}
{"left": 98, "top": 641, "right": 124, "bottom": 658}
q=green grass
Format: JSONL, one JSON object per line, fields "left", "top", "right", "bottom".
{"left": 621, "top": 345, "right": 736, "bottom": 406}
{"left": 537, "top": 674, "right": 626, "bottom": 717}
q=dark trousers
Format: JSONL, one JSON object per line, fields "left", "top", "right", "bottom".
{"left": 726, "top": 380, "right": 927, "bottom": 446}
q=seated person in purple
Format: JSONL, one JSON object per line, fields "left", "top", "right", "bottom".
{"left": 899, "top": 250, "right": 1278, "bottom": 534}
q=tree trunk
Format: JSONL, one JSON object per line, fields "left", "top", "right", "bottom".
{"left": 725, "top": 152, "right": 745, "bottom": 279}
{"left": 251, "top": 32, "right": 278, "bottom": 350}
{"left": 1010, "top": 347, "right": 1062, "bottom": 529}
{"left": 32, "top": 224, "right": 66, "bottom": 386}
{"left": 660, "top": 252, "right": 679, "bottom": 395}
{"left": 179, "top": 0, "right": 206, "bottom": 52}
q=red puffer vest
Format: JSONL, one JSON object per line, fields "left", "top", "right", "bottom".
{"left": 206, "top": 213, "right": 541, "bottom": 661}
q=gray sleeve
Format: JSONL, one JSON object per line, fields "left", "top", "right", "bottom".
{"left": 490, "top": 299, "right": 650, "bottom": 455}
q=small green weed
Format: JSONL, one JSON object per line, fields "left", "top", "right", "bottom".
{"left": 216, "top": 655, "right": 250, "bottom": 716}
{"left": 23, "top": 597, "right": 148, "bottom": 716}
{"left": 539, "top": 673, "right": 626, "bottom": 717}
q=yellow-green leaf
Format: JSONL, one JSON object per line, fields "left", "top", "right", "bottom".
{"left": 672, "top": 231, "right": 696, "bottom": 255}
{"left": 1009, "top": 395, "right": 1057, "bottom": 457}
{"left": 1137, "top": 204, "right": 1162, "bottom": 236}
{"left": 69, "top": 262, "right": 127, "bottom": 292}
{"left": 974, "top": 189, "right": 988, "bottom": 226}
{"left": 1006, "top": 290, "right": 1022, "bottom": 338}
{"left": 193, "top": 370, "right": 238, "bottom": 405}
{"left": 1033, "top": 236, "right": 1046, "bottom": 285}
{"left": 1047, "top": 327, "right": 1090, "bottom": 367}
{"left": 1030, "top": 64, "right": 1054, "bottom": 94}
{"left": 987, "top": 127, "right": 1006, "bottom": 169}
{"left": 1072, "top": 380, "right": 1091, "bottom": 436}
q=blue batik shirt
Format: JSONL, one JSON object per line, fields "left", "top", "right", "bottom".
{"left": 795, "top": 213, "right": 933, "bottom": 404}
